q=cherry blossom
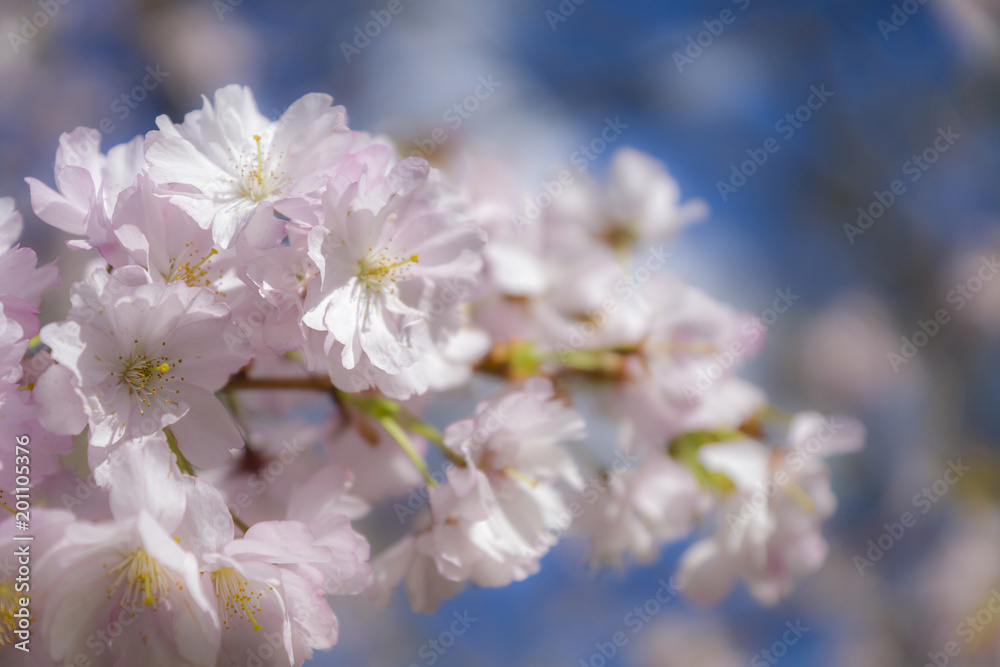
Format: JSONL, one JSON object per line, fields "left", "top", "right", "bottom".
{"left": 2, "top": 84, "right": 866, "bottom": 666}
{"left": 371, "top": 380, "right": 586, "bottom": 609}
{"left": 302, "top": 158, "right": 485, "bottom": 398}
{"left": 36, "top": 438, "right": 221, "bottom": 667}
{"left": 25, "top": 128, "right": 144, "bottom": 259}
{"left": 549, "top": 146, "right": 708, "bottom": 249}
{"left": 38, "top": 268, "right": 250, "bottom": 466}
{"left": 677, "top": 413, "right": 866, "bottom": 606}
{"left": 0, "top": 199, "right": 72, "bottom": 496}
{"left": 577, "top": 451, "right": 708, "bottom": 568}
{"left": 146, "top": 85, "right": 352, "bottom": 248}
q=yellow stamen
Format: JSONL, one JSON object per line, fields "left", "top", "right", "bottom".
{"left": 0, "top": 580, "right": 20, "bottom": 646}
{"left": 361, "top": 253, "right": 419, "bottom": 282}
{"left": 253, "top": 135, "right": 264, "bottom": 185}
{"left": 170, "top": 247, "right": 219, "bottom": 287}
{"left": 110, "top": 550, "right": 177, "bottom": 611}
{"left": 117, "top": 353, "right": 175, "bottom": 398}
{"left": 212, "top": 569, "right": 269, "bottom": 632}
{"left": 502, "top": 466, "right": 538, "bottom": 488}
{"left": 784, "top": 481, "right": 815, "bottom": 513}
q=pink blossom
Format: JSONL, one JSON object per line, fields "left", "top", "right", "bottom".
{"left": 39, "top": 268, "right": 250, "bottom": 466}
{"left": 146, "top": 85, "right": 352, "bottom": 248}
{"left": 578, "top": 451, "right": 708, "bottom": 568}
{"left": 36, "top": 437, "right": 221, "bottom": 666}
{"left": 678, "top": 413, "right": 865, "bottom": 606}
{"left": 25, "top": 129, "right": 144, "bottom": 258}
{"left": 549, "top": 146, "right": 707, "bottom": 248}
{"left": 302, "top": 158, "right": 485, "bottom": 398}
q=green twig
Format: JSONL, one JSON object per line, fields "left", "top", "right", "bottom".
{"left": 231, "top": 511, "right": 250, "bottom": 534}
{"left": 378, "top": 415, "right": 437, "bottom": 487}
{"left": 398, "top": 413, "right": 465, "bottom": 466}
{"left": 165, "top": 427, "right": 196, "bottom": 476}
{"left": 222, "top": 374, "right": 465, "bottom": 474}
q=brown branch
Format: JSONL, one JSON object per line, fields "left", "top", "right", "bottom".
{"left": 221, "top": 371, "right": 333, "bottom": 393}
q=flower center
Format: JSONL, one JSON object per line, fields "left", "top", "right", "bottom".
{"left": 167, "top": 246, "right": 220, "bottom": 288}
{"left": 112, "top": 350, "right": 183, "bottom": 414}
{"left": 357, "top": 248, "right": 419, "bottom": 294}
{"left": 108, "top": 550, "right": 179, "bottom": 612}
{"left": 117, "top": 354, "right": 174, "bottom": 394}
{"left": 235, "top": 135, "right": 284, "bottom": 203}
{"left": 0, "top": 580, "right": 18, "bottom": 646}
{"left": 600, "top": 223, "right": 636, "bottom": 251}
{"left": 211, "top": 568, "right": 270, "bottom": 632}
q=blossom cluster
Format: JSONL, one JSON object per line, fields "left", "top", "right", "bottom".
{"left": 0, "top": 85, "right": 864, "bottom": 665}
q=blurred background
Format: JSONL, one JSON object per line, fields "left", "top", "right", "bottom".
{"left": 3, "top": 0, "right": 1000, "bottom": 665}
